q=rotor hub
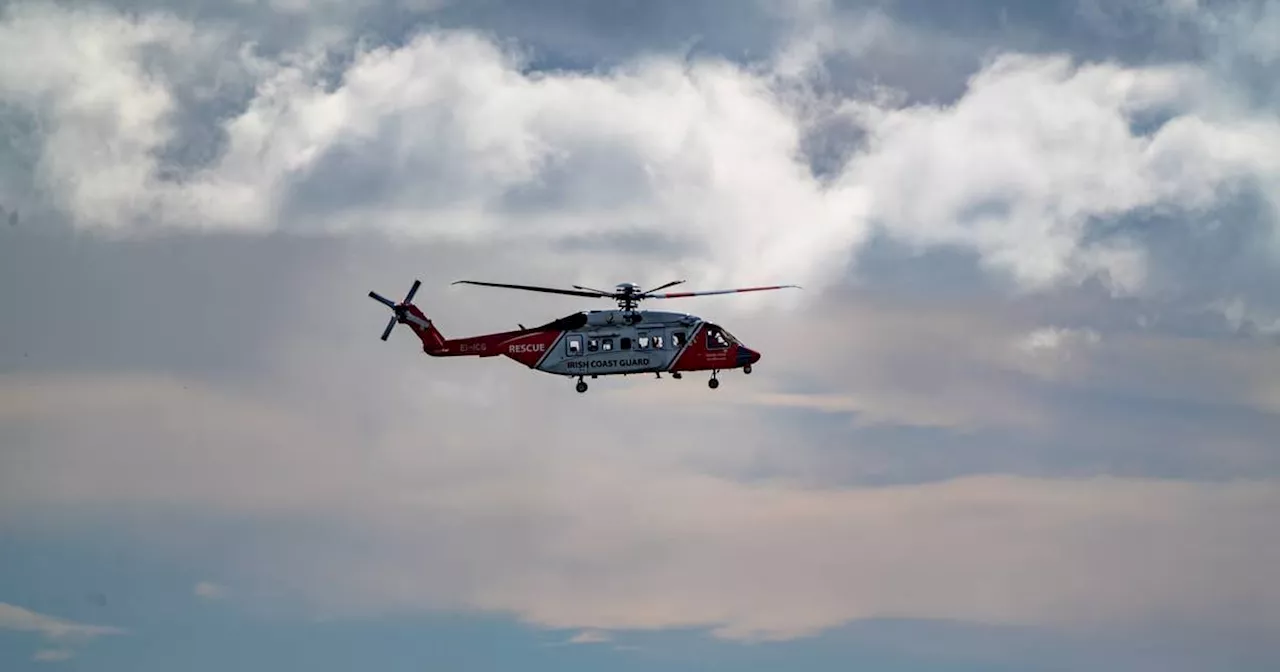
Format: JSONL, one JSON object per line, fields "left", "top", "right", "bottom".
{"left": 368, "top": 279, "right": 422, "bottom": 342}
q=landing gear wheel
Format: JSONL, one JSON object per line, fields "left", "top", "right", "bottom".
{"left": 576, "top": 378, "right": 588, "bottom": 393}
{"left": 672, "top": 372, "right": 682, "bottom": 380}
{"left": 708, "top": 377, "right": 719, "bottom": 389}
{"left": 743, "top": 364, "right": 753, "bottom": 374}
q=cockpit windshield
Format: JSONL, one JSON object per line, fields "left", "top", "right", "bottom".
{"left": 704, "top": 323, "right": 734, "bottom": 349}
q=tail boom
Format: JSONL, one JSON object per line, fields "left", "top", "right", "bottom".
{"left": 400, "top": 304, "right": 449, "bottom": 354}
{"left": 370, "top": 280, "right": 560, "bottom": 368}
{"left": 418, "top": 316, "right": 562, "bottom": 367}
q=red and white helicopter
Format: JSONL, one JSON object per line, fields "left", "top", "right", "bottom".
{"left": 368, "top": 278, "right": 800, "bottom": 393}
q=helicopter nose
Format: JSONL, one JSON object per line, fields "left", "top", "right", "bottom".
{"left": 736, "top": 346, "right": 760, "bottom": 368}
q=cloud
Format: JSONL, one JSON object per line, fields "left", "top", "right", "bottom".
{"left": 566, "top": 629, "right": 611, "bottom": 644}
{"left": 0, "top": 603, "right": 125, "bottom": 642}
{"left": 1017, "top": 326, "right": 1101, "bottom": 353}
{"left": 3, "top": 361, "right": 1278, "bottom": 643}
{"left": 2, "top": 1, "right": 1278, "bottom": 299}
{"left": 194, "top": 581, "right": 228, "bottom": 600}
{"left": 31, "top": 649, "right": 74, "bottom": 663}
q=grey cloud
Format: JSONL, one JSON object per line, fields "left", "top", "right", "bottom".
{"left": 7, "top": 368, "right": 1280, "bottom": 644}
{"left": 727, "top": 280, "right": 1280, "bottom": 482}
{"left": 5, "top": 228, "right": 1279, "bottom": 493}
{"left": 0, "top": 0, "right": 786, "bottom": 77}
{"left": 3, "top": 0, "right": 1261, "bottom": 129}
{"left": 0, "top": 226, "right": 349, "bottom": 381}
{"left": 415, "top": 0, "right": 785, "bottom": 69}
{"left": 1101, "top": 187, "right": 1280, "bottom": 310}
{"left": 0, "top": 103, "right": 47, "bottom": 217}
{"left": 38, "top": 0, "right": 1238, "bottom": 91}
{"left": 851, "top": 196, "right": 1280, "bottom": 345}
{"left": 4, "top": 215, "right": 1280, "bottom": 658}
{"left": 883, "top": 0, "right": 1208, "bottom": 61}
{"left": 847, "top": 234, "right": 1006, "bottom": 296}
{"left": 551, "top": 228, "right": 707, "bottom": 262}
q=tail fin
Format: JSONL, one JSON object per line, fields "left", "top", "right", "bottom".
{"left": 402, "top": 304, "right": 447, "bottom": 353}
{"left": 368, "top": 279, "right": 447, "bottom": 354}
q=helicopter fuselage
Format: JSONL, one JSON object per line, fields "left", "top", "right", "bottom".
{"left": 407, "top": 307, "right": 759, "bottom": 383}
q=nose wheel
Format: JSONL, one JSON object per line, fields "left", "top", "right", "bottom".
{"left": 708, "top": 370, "right": 720, "bottom": 389}
{"left": 744, "top": 364, "right": 752, "bottom": 374}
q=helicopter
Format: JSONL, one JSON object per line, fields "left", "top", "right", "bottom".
{"left": 367, "top": 278, "right": 800, "bottom": 393}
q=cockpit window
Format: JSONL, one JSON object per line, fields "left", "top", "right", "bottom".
{"left": 705, "top": 325, "right": 730, "bottom": 350}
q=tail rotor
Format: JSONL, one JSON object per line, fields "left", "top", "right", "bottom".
{"left": 368, "top": 279, "right": 421, "bottom": 341}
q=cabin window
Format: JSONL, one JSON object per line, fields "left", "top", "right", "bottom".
{"left": 620, "top": 337, "right": 632, "bottom": 350}
{"left": 652, "top": 334, "right": 665, "bottom": 350}
{"left": 705, "top": 327, "right": 729, "bottom": 350}
{"left": 672, "top": 331, "right": 686, "bottom": 348}
{"left": 567, "top": 335, "right": 583, "bottom": 356}
{"left": 587, "top": 338, "right": 599, "bottom": 352}
{"left": 637, "top": 332, "right": 651, "bottom": 350}
{"left": 601, "top": 338, "right": 613, "bottom": 351}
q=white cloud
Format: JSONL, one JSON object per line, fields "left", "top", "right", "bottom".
{"left": 1012, "top": 326, "right": 1103, "bottom": 382}
{"left": 1017, "top": 326, "right": 1102, "bottom": 354}
{"left": 841, "top": 52, "right": 1280, "bottom": 293}
{"left": 566, "top": 629, "right": 611, "bottom": 644}
{"left": 0, "top": 3, "right": 233, "bottom": 226}
{"left": 0, "top": 603, "right": 125, "bottom": 642}
{"left": 2, "top": 2, "right": 1277, "bottom": 298}
{"left": 32, "top": 649, "right": 74, "bottom": 663}
{"left": 194, "top": 581, "right": 228, "bottom": 600}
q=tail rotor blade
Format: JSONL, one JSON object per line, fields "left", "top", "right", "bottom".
{"left": 369, "top": 291, "right": 396, "bottom": 308}
{"left": 370, "top": 279, "right": 421, "bottom": 343}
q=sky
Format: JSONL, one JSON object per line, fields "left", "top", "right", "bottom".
{"left": 2, "top": 0, "right": 1280, "bottom": 669}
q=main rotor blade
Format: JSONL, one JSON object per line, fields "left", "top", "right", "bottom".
{"left": 641, "top": 279, "right": 686, "bottom": 295}
{"left": 571, "top": 285, "right": 615, "bottom": 296}
{"left": 452, "top": 280, "right": 609, "bottom": 299}
{"left": 380, "top": 315, "right": 397, "bottom": 341}
{"left": 645, "top": 284, "right": 802, "bottom": 299}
